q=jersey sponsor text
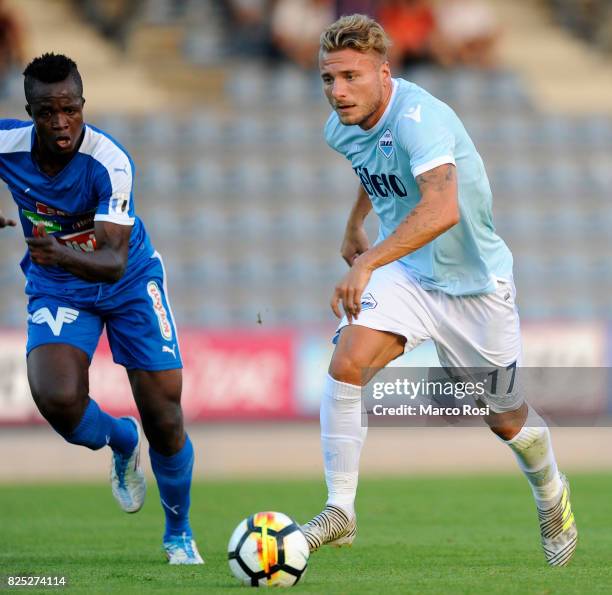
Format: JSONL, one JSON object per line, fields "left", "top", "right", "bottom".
{"left": 147, "top": 281, "right": 173, "bottom": 341}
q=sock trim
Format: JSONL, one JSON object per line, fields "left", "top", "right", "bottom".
{"left": 149, "top": 435, "right": 194, "bottom": 471}
{"left": 326, "top": 373, "right": 362, "bottom": 400}
{"left": 501, "top": 405, "right": 545, "bottom": 446}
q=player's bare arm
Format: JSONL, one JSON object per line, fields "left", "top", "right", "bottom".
{"left": 26, "top": 220, "right": 130, "bottom": 283}
{"left": 331, "top": 163, "right": 459, "bottom": 321}
{"left": 341, "top": 185, "right": 372, "bottom": 266}
{"left": 0, "top": 208, "right": 16, "bottom": 228}
{"left": 363, "top": 163, "right": 459, "bottom": 267}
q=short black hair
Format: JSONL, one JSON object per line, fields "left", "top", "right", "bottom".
{"left": 23, "top": 53, "right": 83, "bottom": 103}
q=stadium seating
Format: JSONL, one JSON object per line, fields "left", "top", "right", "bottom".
{"left": 1, "top": 65, "right": 610, "bottom": 326}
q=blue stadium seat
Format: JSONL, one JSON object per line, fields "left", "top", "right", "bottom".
{"left": 586, "top": 159, "right": 612, "bottom": 194}
{"left": 182, "top": 111, "right": 223, "bottom": 146}
{"left": 45, "top": 65, "right": 611, "bottom": 327}
{"left": 144, "top": 202, "right": 183, "bottom": 237}
{"left": 225, "top": 65, "right": 267, "bottom": 105}
{"left": 182, "top": 160, "right": 226, "bottom": 194}
{"left": 139, "top": 158, "right": 179, "bottom": 193}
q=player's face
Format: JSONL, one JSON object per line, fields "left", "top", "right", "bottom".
{"left": 26, "top": 78, "right": 85, "bottom": 156}
{"left": 320, "top": 48, "right": 391, "bottom": 130}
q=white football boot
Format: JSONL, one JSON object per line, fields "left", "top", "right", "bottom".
{"left": 110, "top": 416, "right": 146, "bottom": 513}
{"left": 163, "top": 533, "right": 205, "bottom": 565}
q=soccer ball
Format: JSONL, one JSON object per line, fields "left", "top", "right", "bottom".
{"left": 227, "top": 511, "right": 309, "bottom": 587}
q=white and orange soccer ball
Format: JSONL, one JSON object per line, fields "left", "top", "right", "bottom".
{"left": 227, "top": 511, "right": 309, "bottom": 587}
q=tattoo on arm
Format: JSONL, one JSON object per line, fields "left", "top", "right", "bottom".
{"left": 415, "top": 163, "right": 455, "bottom": 194}
{"left": 391, "top": 198, "right": 439, "bottom": 237}
{"left": 391, "top": 163, "right": 457, "bottom": 237}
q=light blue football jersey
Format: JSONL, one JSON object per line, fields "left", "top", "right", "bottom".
{"left": 325, "top": 78, "right": 513, "bottom": 295}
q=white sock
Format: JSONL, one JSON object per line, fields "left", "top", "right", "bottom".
{"left": 320, "top": 374, "right": 367, "bottom": 519}
{"left": 502, "top": 405, "right": 563, "bottom": 507}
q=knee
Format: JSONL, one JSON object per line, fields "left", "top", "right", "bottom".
{"left": 152, "top": 403, "right": 183, "bottom": 437}
{"left": 485, "top": 402, "right": 528, "bottom": 441}
{"left": 329, "top": 352, "right": 364, "bottom": 386}
{"left": 140, "top": 397, "right": 184, "bottom": 450}
{"left": 30, "top": 384, "right": 87, "bottom": 429}
{"left": 489, "top": 422, "right": 521, "bottom": 441}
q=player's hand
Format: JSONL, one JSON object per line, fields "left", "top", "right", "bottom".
{"left": 26, "top": 223, "right": 65, "bottom": 266}
{"left": 341, "top": 225, "right": 370, "bottom": 267}
{"left": 330, "top": 256, "right": 374, "bottom": 323}
{"left": 0, "top": 209, "right": 16, "bottom": 229}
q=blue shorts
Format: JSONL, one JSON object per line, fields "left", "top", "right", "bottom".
{"left": 26, "top": 251, "right": 182, "bottom": 371}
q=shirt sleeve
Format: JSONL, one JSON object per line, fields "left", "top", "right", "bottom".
{"left": 396, "top": 103, "right": 456, "bottom": 178}
{"left": 0, "top": 119, "right": 30, "bottom": 131}
{"left": 93, "top": 154, "right": 135, "bottom": 226}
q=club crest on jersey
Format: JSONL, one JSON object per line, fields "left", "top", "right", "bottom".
{"left": 147, "top": 281, "right": 173, "bottom": 341}
{"left": 378, "top": 129, "right": 394, "bottom": 159}
{"left": 360, "top": 292, "right": 378, "bottom": 311}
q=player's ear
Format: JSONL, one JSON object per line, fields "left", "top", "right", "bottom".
{"left": 381, "top": 60, "right": 391, "bottom": 78}
{"left": 81, "top": 97, "right": 86, "bottom": 108}
{"left": 25, "top": 104, "right": 31, "bottom": 117}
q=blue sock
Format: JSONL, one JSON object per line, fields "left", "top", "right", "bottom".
{"left": 60, "top": 398, "right": 137, "bottom": 454}
{"left": 150, "top": 435, "right": 194, "bottom": 541}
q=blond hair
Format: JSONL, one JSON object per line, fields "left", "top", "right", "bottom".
{"left": 320, "top": 14, "right": 391, "bottom": 58}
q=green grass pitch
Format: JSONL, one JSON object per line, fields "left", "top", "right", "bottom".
{"left": 1, "top": 473, "right": 611, "bottom": 594}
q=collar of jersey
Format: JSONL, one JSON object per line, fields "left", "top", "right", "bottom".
{"left": 361, "top": 78, "right": 398, "bottom": 136}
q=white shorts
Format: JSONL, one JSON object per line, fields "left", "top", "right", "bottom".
{"left": 335, "top": 260, "right": 523, "bottom": 413}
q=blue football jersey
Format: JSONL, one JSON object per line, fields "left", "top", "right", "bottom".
{"left": 0, "top": 119, "right": 154, "bottom": 293}
{"left": 325, "top": 78, "right": 513, "bottom": 295}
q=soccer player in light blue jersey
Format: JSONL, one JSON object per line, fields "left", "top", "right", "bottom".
{"left": 0, "top": 53, "right": 202, "bottom": 564}
{"left": 302, "top": 15, "right": 577, "bottom": 567}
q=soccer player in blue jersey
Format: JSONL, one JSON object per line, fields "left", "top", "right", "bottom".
{"left": 302, "top": 15, "right": 577, "bottom": 566}
{"left": 0, "top": 53, "right": 202, "bottom": 564}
